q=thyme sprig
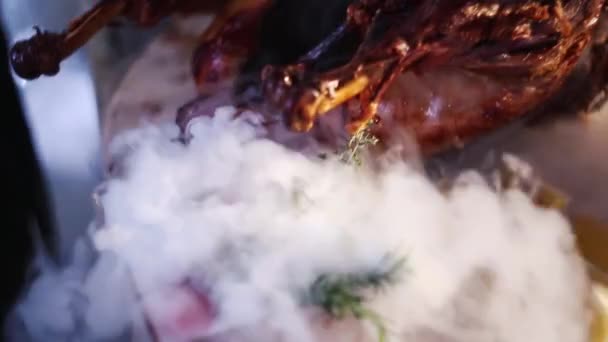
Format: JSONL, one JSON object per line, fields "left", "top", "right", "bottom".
{"left": 339, "top": 120, "right": 379, "bottom": 166}
{"left": 308, "top": 257, "right": 407, "bottom": 342}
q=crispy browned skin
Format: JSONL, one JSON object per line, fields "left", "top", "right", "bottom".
{"left": 191, "top": 0, "right": 272, "bottom": 93}
{"left": 258, "top": 0, "right": 607, "bottom": 154}
{"left": 9, "top": 0, "right": 608, "bottom": 157}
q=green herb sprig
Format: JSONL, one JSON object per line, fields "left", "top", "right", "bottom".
{"left": 308, "top": 257, "right": 407, "bottom": 342}
{"left": 339, "top": 120, "right": 380, "bottom": 166}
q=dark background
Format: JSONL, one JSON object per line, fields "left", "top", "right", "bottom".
{"left": 0, "top": 28, "right": 55, "bottom": 339}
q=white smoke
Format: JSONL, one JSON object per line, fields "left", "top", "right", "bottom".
{"left": 7, "top": 107, "right": 591, "bottom": 342}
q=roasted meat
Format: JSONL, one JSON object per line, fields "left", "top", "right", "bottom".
{"left": 9, "top": 0, "right": 608, "bottom": 155}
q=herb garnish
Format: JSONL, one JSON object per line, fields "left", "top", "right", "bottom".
{"left": 308, "top": 257, "right": 407, "bottom": 342}
{"left": 339, "top": 120, "right": 379, "bottom": 166}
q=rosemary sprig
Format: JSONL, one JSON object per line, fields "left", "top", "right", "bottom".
{"left": 339, "top": 120, "right": 379, "bottom": 166}
{"left": 308, "top": 257, "right": 407, "bottom": 342}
